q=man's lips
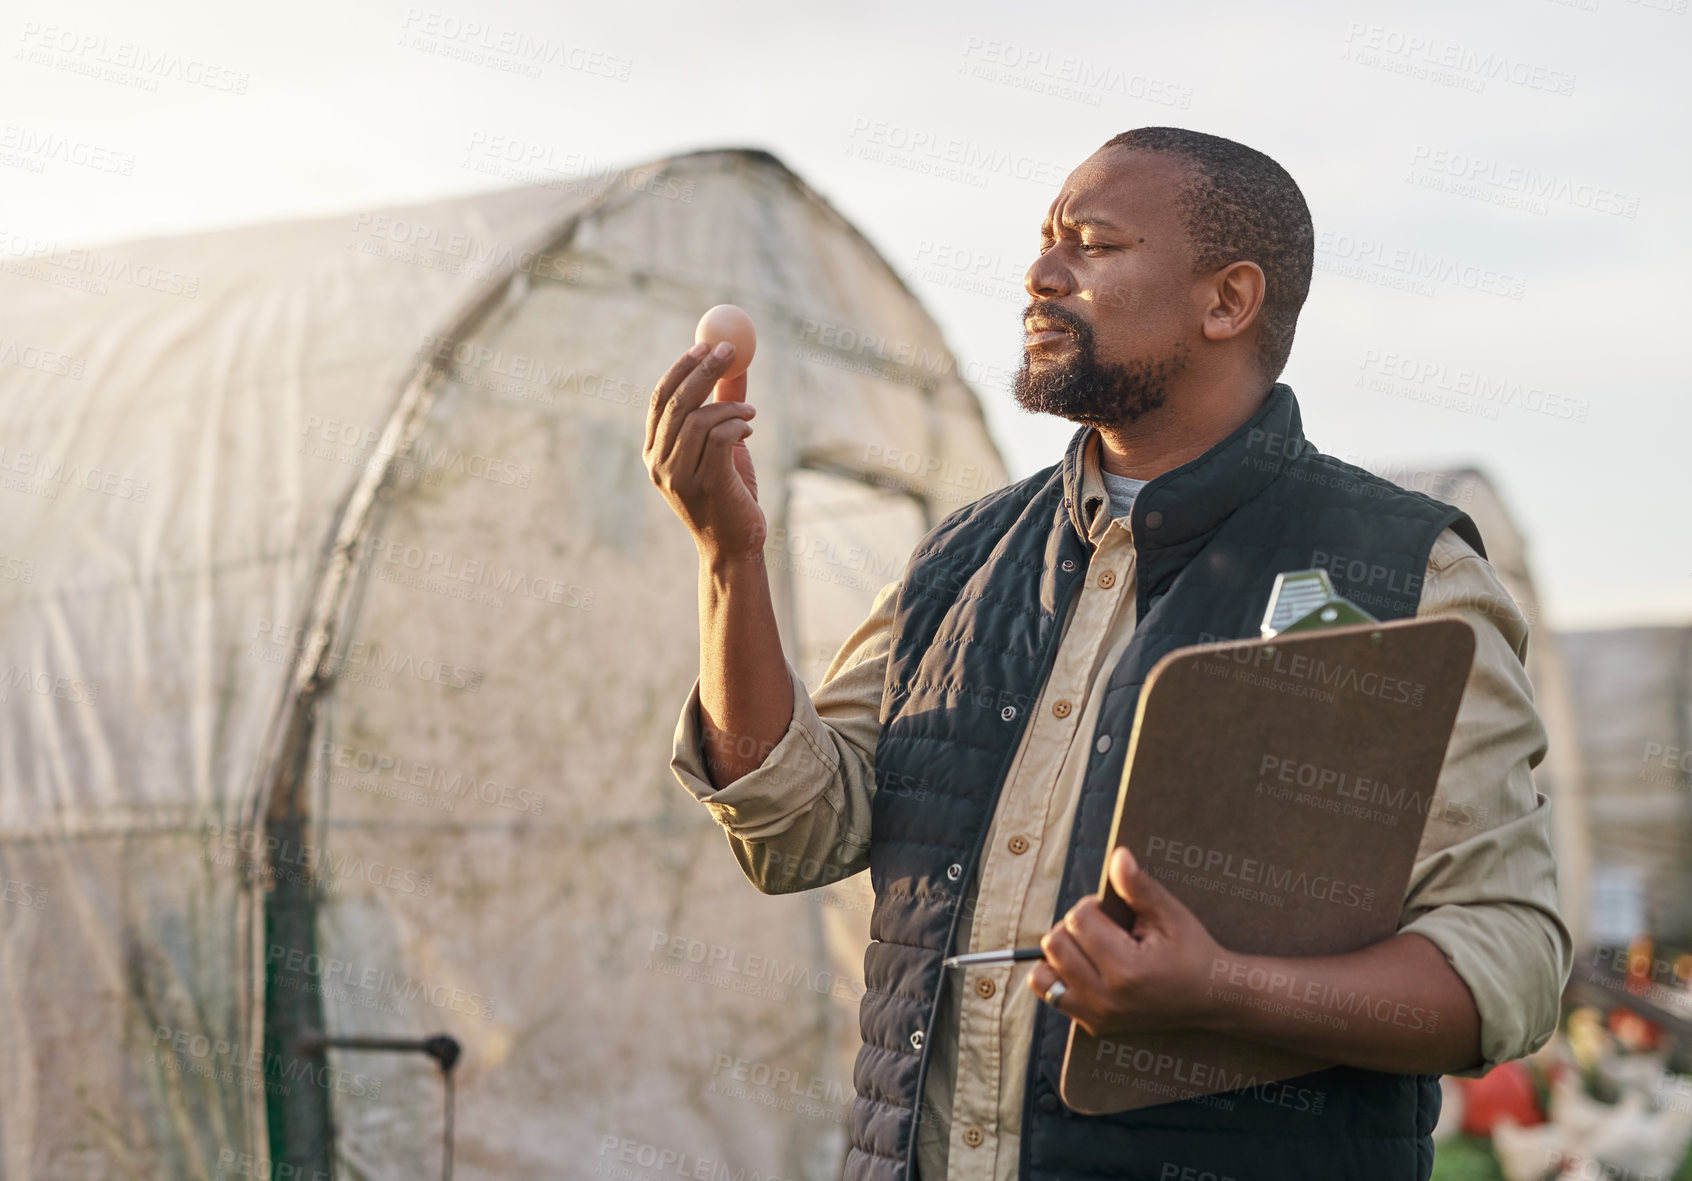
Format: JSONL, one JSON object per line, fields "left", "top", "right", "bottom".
{"left": 1024, "top": 329, "right": 1074, "bottom": 347}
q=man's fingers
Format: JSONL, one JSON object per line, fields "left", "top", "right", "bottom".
{"left": 671, "top": 402, "right": 756, "bottom": 484}
{"left": 1065, "top": 896, "right": 1138, "bottom": 962}
{"left": 1040, "top": 925, "right": 1104, "bottom": 998}
{"left": 697, "top": 415, "right": 756, "bottom": 485}
{"left": 651, "top": 344, "right": 738, "bottom": 464}
{"left": 645, "top": 344, "right": 708, "bottom": 457}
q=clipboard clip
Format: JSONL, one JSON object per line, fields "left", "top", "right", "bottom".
{"left": 1260, "top": 569, "right": 1378, "bottom": 639}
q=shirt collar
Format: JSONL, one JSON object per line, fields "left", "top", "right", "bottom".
{"left": 1078, "top": 433, "right": 1111, "bottom": 545}
{"left": 1059, "top": 382, "right": 1299, "bottom": 548}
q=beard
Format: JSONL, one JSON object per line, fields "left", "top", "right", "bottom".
{"left": 1012, "top": 311, "right": 1188, "bottom": 428}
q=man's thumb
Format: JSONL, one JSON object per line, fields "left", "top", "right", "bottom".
{"left": 1109, "top": 846, "right": 1170, "bottom": 917}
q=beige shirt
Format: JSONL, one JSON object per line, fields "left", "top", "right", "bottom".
{"left": 670, "top": 433, "right": 1572, "bottom": 1181}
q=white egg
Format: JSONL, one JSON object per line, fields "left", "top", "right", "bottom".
{"left": 694, "top": 304, "right": 757, "bottom": 385}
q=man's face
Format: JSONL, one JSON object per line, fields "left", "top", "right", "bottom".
{"left": 1014, "top": 148, "right": 1201, "bottom": 428}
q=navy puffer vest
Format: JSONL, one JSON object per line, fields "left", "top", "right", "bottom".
{"left": 843, "top": 384, "right": 1484, "bottom": 1181}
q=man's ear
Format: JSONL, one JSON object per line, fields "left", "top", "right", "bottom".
{"left": 1200, "top": 260, "right": 1266, "bottom": 346}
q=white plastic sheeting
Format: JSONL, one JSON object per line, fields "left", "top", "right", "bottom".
{"left": 0, "top": 148, "right": 1008, "bottom": 1179}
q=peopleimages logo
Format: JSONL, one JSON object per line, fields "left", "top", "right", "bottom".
{"left": 350, "top": 217, "right": 577, "bottom": 282}
{"left": 710, "top": 1053, "right": 852, "bottom": 1111}
{"left": 318, "top": 738, "right": 544, "bottom": 816}
{"left": 1144, "top": 835, "right": 1378, "bottom": 911}
{"left": 957, "top": 36, "right": 1193, "bottom": 109}
{"left": 595, "top": 1135, "right": 799, "bottom": 1181}
{"left": 0, "top": 445, "right": 149, "bottom": 501}
{"left": 203, "top": 822, "right": 434, "bottom": 897}
{"left": 1408, "top": 145, "right": 1639, "bottom": 219}
{"left": 1357, "top": 349, "right": 1590, "bottom": 422}
{"left": 0, "top": 124, "right": 136, "bottom": 175}
{"left": 1340, "top": 23, "right": 1576, "bottom": 96}
{"left": 1313, "top": 230, "right": 1526, "bottom": 299}
{"left": 1207, "top": 959, "right": 1440, "bottom": 1033}
{"left": 150, "top": 1026, "right": 380, "bottom": 1099}
{"left": 646, "top": 930, "right": 866, "bottom": 1004}
{"left": 0, "top": 336, "right": 85, "bottom": 379}
{"left": 298, "top": 415, "right": 532, "bottom": 489}
{"left": 1256, "top": 753, "right": 1489, "bottom": 829}
{"left": 1640, "top": 741, "right": 1692, "bottom": 789}
{"left": 365, "top": 534, "right": 594, "bottom": 613}
{"left": 1088, "top": 1038, "right": 1327, "bottom": 1117}
{"left": 266, "top": 945, "right": 495, "bottom": 1019}
{"left": 1195, "top": 630, "right": 1427, "bottom": 709}
{"left": 217, "top": 1150, "right": 329, "bottom": 1181}
{"left": 843, "top": 118, "right": 1067, "bottom": 188}
{"left": 460, "top": 134, "right": 692, "bottom": 201}
{"left": 251, "top": 618, "right": 483, "bottom": 692}
{"left": 2, "top": 877, "right": 49, "bottom": 909}
{"left": 397, "top": 8, "right": 633, "bottom": 81}
{"left": 16, "top": 23, "right": 252, "bottom": 94}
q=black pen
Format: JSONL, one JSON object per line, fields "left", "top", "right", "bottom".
{"left": 941, "top": 946, "right": 1046, "bottom": 969}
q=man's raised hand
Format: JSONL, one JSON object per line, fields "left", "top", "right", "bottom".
{"left": 644, "top": 341, "right": 763, "bottom": 562}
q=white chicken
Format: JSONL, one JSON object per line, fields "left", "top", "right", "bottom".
{"left": 1557, "top": 1092, "right": 1692, "bottom": 1180}
{"left": 1479, "top": 1052, "right": 1692, "bottom": 1181}
{"left": 1491, "top": 1117, "right": 1568, "bottom": 1181}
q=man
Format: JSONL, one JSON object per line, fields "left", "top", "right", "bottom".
{"left": 644, "top": 127, "right": 1570, "bottom": 1181}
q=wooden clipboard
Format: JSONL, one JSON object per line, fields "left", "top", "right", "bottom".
{"left": 1058, "top": 615, "right": 1476, "bottom": 1115}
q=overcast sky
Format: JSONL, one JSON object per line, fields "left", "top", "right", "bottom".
{"left": 5, "top": 0, "right": 1687, "bottom": 629}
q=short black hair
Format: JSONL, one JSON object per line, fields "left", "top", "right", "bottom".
{"left": 1099, "top": 127, "right": 1313, "bottom": 382}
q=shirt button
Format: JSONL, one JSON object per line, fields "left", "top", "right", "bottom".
{"left": 1052, "top": 699, "right": 1072, "bottom": 719}
{"left": 1096, "top": 734, "right": 1111, "bottom": 754}
{"left": 1061, "top": 559, "right": 1076, "bottom": 572}
{"left": 976, "top": 977, "right": 996, "bottom": 999}
{"left": 1145, "top": 510, "right": 1164, "bottom": 529}
{"left": 1000, "top": 705, "right": 1017, "bottom": 721}
{"left": 1007, "top": 835, "right": 1029, "bottom": 855}
{"left": 963, "top": 1127, "right": 985, "bottom": 1148}
{"left": 910, "top": 1030, "right": 924, "bottom": 1050}
{"left": 1037, "top": 1093, "right": 1060, "bottom": 1114}
{"left": 946, "top": 862, "right": 962, "bottom": 881}
{"left": 1098, "top": 570, "right": 1116, "bottom": 589}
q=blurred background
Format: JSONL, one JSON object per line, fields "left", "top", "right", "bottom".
{"left": 0, "top": 1, "right": 1688, "bottom": 1179}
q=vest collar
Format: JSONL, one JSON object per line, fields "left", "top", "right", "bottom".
{"left": 1060, "top": 382, "right": 1302, "bottom": 549}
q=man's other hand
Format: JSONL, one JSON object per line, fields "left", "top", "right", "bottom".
{"left": 1026, "top": 846, "right": 1225, "bottom": 1037}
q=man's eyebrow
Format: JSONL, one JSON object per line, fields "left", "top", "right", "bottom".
{"left": 1039, "top": 214, "right": 1123, "bottom": 237}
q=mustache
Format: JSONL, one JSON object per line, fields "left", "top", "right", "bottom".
{"left": 1023, "top": 305, "right": 1089, "bottom": 336}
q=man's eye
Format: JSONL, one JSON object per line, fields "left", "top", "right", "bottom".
{"left": 1081, "top": 243, "right": 1111, "bottom": 254}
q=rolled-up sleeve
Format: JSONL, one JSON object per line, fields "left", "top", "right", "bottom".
{"left": 669, "top": 579, "right": 900, "bottom": 894}
{"left": 1399, "top": 529, "right": 1574, "bottom": 1076}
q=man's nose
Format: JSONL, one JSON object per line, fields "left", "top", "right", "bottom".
{"left": 1025, "top": 251, "right": 1071, "bottom": 300}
